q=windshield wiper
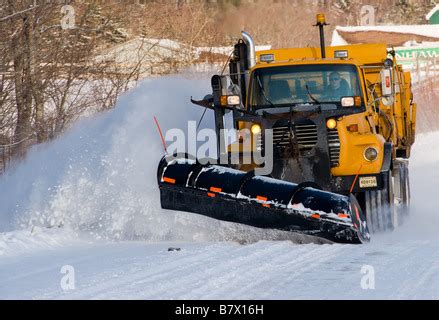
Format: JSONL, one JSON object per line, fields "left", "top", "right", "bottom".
{"left": 305, "top": 84, "right": 320, "bottom": 104}
{"left": 256, "top": 75, "right": 276, "bottom": 108}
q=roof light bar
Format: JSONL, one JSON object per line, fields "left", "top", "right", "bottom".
{"left": 334, "top": 50, "right": 348, "bottom": 59}
{"left": 259, "top": 54, "right": 274, "bottom": 63}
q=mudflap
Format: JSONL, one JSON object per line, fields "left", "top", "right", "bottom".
{"left": 157, "top": 155, "right": 370, "bottom": 244}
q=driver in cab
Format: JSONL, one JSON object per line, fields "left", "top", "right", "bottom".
{"left": 326, "top": 71, "right": 353, "bottom": 100}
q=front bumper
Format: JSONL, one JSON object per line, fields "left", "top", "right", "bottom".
{"left": 331, "top": 172, "right": 385, "bottom": 194}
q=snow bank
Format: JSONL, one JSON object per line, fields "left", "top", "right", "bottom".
{"left": 389, "top": 131, "right": 439, "bottom": 241}
{"left": 410, "top": 131, "right": 439, "bottom": 168}
{"left": 0, "top": 228, "right": 84, "bottom": 257}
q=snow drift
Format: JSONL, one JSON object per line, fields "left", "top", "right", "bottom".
{"left": 0, "top": 75, "right": 214, "bottom": 240}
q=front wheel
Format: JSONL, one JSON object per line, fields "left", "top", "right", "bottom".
{"left": 360, "top": 161, "right": 411, "bottom": 234}
{"left": 363, "top": 172, "right": 394, "bottom": 233}
{"left": 355, "top": 169, "right": 395, "bottom": 233}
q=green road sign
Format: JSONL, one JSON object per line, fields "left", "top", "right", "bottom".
{"left": 395, "top": 47, "right": 439, "bottom": 66}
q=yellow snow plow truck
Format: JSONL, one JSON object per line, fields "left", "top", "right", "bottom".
{"left": 157, "top": 14, "right": 416, "bottom": 243}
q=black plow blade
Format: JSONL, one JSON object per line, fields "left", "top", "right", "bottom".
{"left": 157, "top": 156, "right": 370, "bottom": 244}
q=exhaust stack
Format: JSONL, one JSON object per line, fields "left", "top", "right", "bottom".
{"left": 241, "top": 31, "right": 256, "bottom": 69}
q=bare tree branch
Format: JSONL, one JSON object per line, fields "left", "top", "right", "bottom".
{"left": 0, "top": 4, "right": 38, "bottom": 22}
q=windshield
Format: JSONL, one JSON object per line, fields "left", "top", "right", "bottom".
{"left": 250, "top": 64, "right": 362, "bottom": 109}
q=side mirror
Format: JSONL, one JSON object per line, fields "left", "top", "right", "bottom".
{"left": 212, "top": 75, "right": 242, "bottom": 108}
{"left": 380, "top": 68, "right": 393, "bottom": 97}
{"left": 211, "top": 75, "right": 228, "bottom": 108}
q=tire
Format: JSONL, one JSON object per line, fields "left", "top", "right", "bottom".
{"left": 363, "top": 161, "right": 411, "bottom": 234}
{"left": 382, "top": 170, "right": 396, "bottom": 231}
{"left": 363, "top": 170, "right": 395, "bottom": 233}
{"left": 393, "top": 159, "right": 410, "bottom": 226}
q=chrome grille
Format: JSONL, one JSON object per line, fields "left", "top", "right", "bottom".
{"left": 295, "top": 124, "right": 318, "bottom": 151}
{"left": 268, "top": 124, "right": 318, "bottom": 152}
{"left": 327, "top": 128, "right": 341, "bottom": 167}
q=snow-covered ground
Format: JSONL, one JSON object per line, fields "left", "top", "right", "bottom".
{"left": 1, "top": 75, "right": 439, "bottom": 299}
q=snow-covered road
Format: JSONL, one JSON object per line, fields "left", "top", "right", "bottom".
{"left": 2, "top": 233, "right": 439, "bottom": 299}
{"left": 1, "top": 75, "right": 439, "bottom": 299}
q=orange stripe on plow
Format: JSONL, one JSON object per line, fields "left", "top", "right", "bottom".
{"left": 256, "top": 196, "right": 270, "bottom": 208}
{"left": 163, "top": 177, "right": 176, "bottom": 184}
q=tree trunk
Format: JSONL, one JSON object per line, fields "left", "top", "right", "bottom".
{"left": 34, "top": 90, "right": 46, "bottom": 143}
{"left": 12, "top": 16, "right": 34, "bottom": 159}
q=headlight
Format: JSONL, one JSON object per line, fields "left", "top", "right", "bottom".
{"left": 364, "top": 147, "right": 378, "bottom": 162}
{"left": 326, "top": 118, "right": 337, "bottom": 129}
{"left": 251, "top": 124, "right": 262, "bottom": 135}
{"left": 227, "top": 95, "right": 241, "bottom": 105}
{"left": 341, "top": 97, "right": 354, "bottom": 107}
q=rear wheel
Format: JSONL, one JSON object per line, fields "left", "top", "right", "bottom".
{"left": 393, "top": 159, "right": 410, "bottom": 226}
